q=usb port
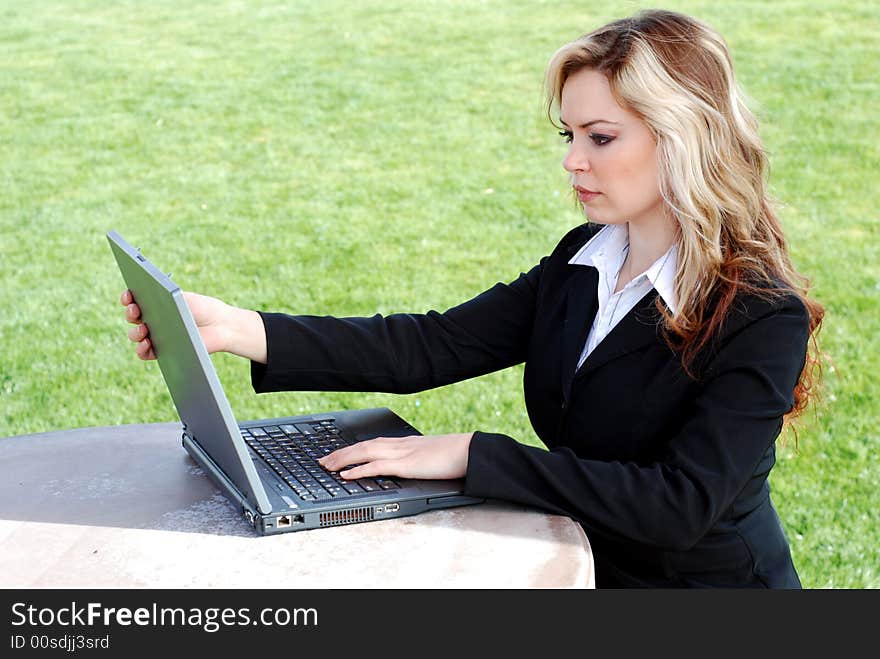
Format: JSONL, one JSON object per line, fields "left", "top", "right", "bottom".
{"left": 384, "top": 503, "right": 400, "bottom": 513}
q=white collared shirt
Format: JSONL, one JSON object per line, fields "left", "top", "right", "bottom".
{"left": 568, "top": 224, "right": 678, "bottom": 369}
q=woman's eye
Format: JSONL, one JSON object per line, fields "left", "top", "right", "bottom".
{"left": 558, "top": 130, "right": 573, "bottom": 144}
{"left": 590, "top": 133, "right": 614, "bottom": 146}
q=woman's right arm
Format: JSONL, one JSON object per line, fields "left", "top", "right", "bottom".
{"left": 121, "top": 261, "right": 544, "bottom": 393}
{"left": 249, "top": 261, "right": 545, "bottom": 395}
{"left": 119, "top": 261, "right": 543, "bottom": 390}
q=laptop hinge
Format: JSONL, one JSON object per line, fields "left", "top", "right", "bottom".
{"left": 181, "top": 430, "right": 269, "bottom": 517}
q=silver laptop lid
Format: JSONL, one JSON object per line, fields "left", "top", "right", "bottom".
{"left": 107, "top": 231, "right": 272, "bottom": 514}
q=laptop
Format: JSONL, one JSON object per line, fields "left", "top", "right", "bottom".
{"left": 107, "top": 230, "right": 482, "bottom": 535}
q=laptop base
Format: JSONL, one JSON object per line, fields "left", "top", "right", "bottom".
{"left": 183, "top": 407, "right": 483, "bottom": 536}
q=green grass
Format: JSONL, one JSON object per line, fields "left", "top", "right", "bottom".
{"left": 1, "top": 0, "right": 877, "bottom": 588}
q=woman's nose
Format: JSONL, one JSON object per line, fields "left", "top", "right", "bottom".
{"left": 563, "top": 143, "right": 590, "bottom": 173}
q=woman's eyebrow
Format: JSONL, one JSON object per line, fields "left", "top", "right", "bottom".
{"left": 558, "top": 117, "right": 621, "bottom": 128}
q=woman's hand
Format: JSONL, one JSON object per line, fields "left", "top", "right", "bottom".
{"left": 120, "top": 289, "right": 267, "bottom": 363}
{"left": 318, "top": 433, "right": 474, "bottom": 481}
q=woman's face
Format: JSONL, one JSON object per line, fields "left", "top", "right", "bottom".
{"left": 560, "top": 68, "right": 664, "bottom": 228}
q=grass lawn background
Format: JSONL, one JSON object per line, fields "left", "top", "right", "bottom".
{"left": 1, "top": 0, "right": 877, "bottom": 587}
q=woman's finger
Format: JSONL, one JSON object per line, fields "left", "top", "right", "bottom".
{"left": 339, "top": 459, "right": 403, "bottom": 481}
{"left": 319, "top": 436, "right": 409, "bottom": 472}
{"left": 125, "top": 303, "right": 142, "bottom": 324}
{"left": 127, "top": 324, "right": 148, "bottom": 343}
{"left": 136, "top": 338, "right": 155, "bottom": 360}
{"left": 319, "top": 443, "right": 377, "bottom": 472}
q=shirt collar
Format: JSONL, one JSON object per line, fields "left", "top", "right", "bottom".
{"left": 568, "top": 223, "right": 628, "bottom": 269}
{"left": 568, "top": 223, "right": 679, "bottom": 314}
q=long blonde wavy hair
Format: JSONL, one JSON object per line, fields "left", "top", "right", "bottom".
{"left": 546, "top": 9, "right": 823, "bottom": 421}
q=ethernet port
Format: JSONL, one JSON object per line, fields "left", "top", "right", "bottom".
{"left": 276, "top": 514, "right": 305, "bottom": 528}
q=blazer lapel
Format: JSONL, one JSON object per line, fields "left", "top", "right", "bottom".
{"left": 560, "top": 266, "right": 600, "bottom": 402}
{"left": 575, "top": 288, "right": 664, "bottom": 381}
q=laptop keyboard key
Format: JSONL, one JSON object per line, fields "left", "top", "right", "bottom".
{"left": 341, "top": 481, "right": 364, "bottom": 494}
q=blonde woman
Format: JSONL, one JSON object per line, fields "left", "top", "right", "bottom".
{"left": 122, "top": 9, "right": 823, "bottom": 587}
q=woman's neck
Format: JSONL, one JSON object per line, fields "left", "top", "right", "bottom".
{"left": 612, "top": 215, "right": 677, "bottom": 294}
{"left": 625, "top": 215, "right": 677, "bottom": 275}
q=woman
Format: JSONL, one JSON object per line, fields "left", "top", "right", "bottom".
{"left": 122, "top": 9, "right": 823, "bottom": 587}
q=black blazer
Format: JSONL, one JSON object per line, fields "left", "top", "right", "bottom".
{"left": 251, "top": 224, "right": 809, "bottom": 588}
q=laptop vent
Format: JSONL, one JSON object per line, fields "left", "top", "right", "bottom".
{"left": 319, "top": 507, "right": 375, "bottom": 527}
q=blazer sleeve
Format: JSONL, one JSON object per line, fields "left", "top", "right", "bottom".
{"left": 463, "top": 293, "right": 811, "bottom": 552}
{"left": 250, "top": 263, "right": 544, "bottom": 395}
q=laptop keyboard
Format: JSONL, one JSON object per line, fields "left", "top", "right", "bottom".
{"left": 240, "top": 419, "right": 400, "bottom": 502}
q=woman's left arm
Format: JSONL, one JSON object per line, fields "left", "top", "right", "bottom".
{"left": 322, "top": 293, "right": 811, "bottom": 553}
{"left": 463, "top": 293, "right": 811, "bottom": 551}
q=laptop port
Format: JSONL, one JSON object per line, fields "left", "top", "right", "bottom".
{"left": 384, "top": 503, "right": 400, "bottom": 513}
{"left": 277, "top": 514, "right": 305, "bottom": 528}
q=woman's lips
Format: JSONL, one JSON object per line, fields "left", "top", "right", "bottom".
{"left": 575, "top": 186, "right": 601, "bottom": 203}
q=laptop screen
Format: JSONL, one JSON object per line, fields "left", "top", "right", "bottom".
{"left": 107, "top": 231, "right": 271, "bottom": 514}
